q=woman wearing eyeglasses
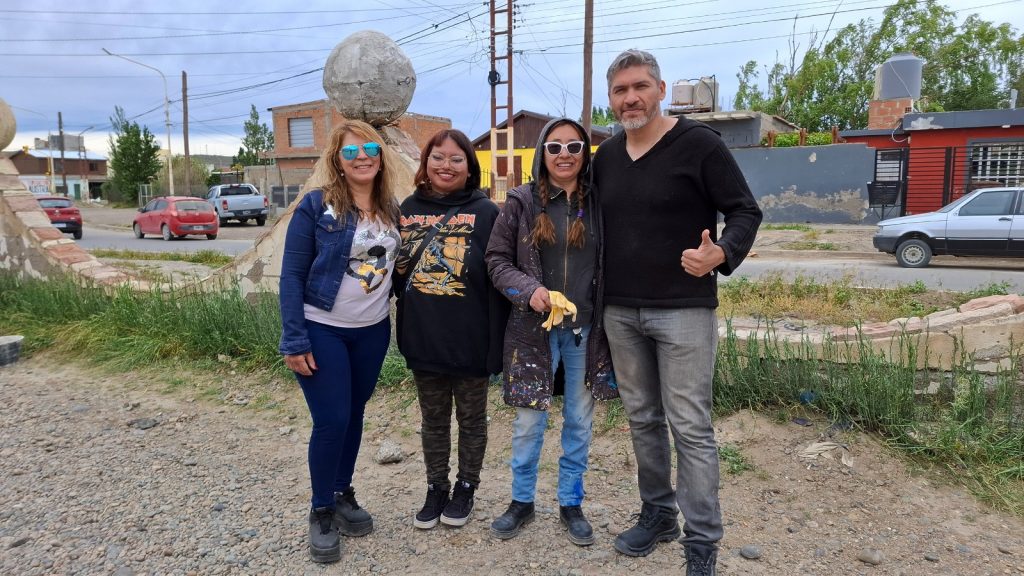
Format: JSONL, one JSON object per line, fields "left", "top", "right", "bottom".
{"left": 393, "top": 129, "right": 508, "bottom": 531}
{"left": 484, "top": 118, "right": 617, "bottom": 546}
{"left": 278, "top": 119, "right": 403, "bottom": 563}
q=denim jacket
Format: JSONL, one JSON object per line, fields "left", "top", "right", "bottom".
{"left": 278, "top": 189, "right": 357, "bottom": 356}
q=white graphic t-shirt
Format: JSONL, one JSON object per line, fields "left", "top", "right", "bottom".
{"left": 304, "top": 216, "right": 401, "bottom": 328}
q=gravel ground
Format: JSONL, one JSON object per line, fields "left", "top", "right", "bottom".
{"left": 2, "top": 355, "right": 1023, "bottom": 575}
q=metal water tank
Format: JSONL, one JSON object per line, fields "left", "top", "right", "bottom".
{"left": 693, "top": 77, "right": 718, "bottom": 110}
{"left": 876, "top": 53, "right": 925, "bottom": 100}
{"left": 672, "top": 80, "right": 694, "bottom": 106}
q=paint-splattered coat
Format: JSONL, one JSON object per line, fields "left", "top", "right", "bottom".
{"left": 485, "top": 184, "right": 617, "bottom": 411}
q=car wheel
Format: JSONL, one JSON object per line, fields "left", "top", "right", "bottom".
{"left": 219, "top": 218, "right": 227, "bottom": 226}
{"left": 895, "top": 239, "right": 932, "bottom": 268}
{"left": 256, "top": 216, "right": 266, "bottom": 226}
{"left": 133, "top": 223, "right": 144, "bottom": 239}
{"left": 162, "top": 224, "right": 173, "bottom": 241}
{"left": 73, "top": 230, "right": 83, "bottom": 240}
{"left": 206, "top": 233, "right": 218, "bottom": 240}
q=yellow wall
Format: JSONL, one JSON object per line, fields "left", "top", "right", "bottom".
{"left": 475, "top": 145, "right": 601, "bottom": 187}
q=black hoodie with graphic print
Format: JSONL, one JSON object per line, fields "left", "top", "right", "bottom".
{"left": 394, "top": 186, "right": 508, "bottom": 377}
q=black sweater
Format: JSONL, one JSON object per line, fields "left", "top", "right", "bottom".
{"left": 394, "top": 187, "right": 509, "bottom": 377}
{"left": 593, "top": 118, "right": 762, "bottom": 308}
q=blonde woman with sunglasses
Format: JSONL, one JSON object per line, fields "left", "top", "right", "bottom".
{"left": 484, "top": 117, "right": 617, "bottom": 546}
{"left": 278, "top": 119, "right": 402, "bottom": 563}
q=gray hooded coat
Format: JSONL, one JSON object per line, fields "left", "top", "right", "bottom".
{"left": 485, "top": 118, "right": 617, "bottom": 411}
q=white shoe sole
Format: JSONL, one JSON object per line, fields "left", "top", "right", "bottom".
{"left": 440, "top": 513, "right": 469, "bottom": 527}
{"left": 414, "top": 516, "right": 440, "bottom": 529}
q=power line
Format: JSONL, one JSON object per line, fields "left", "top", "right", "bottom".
{"left": 1, "top": 5, "right": 471, "bottom": 15}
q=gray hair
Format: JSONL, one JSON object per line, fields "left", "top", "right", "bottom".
{"left": 606, "top": 49, "right": 662, "bottom": 89}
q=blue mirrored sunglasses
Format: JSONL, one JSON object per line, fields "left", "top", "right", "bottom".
{"left": 340, "top": 142, "right": 382, "bottom": 160}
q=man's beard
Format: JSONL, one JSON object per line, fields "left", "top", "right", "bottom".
{"left": 616, "top": 105, "right": 658, "bottom": 130}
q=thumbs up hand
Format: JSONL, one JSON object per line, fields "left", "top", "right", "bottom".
{"left": 681, "top": 229, "right": 726, "bottom": 277}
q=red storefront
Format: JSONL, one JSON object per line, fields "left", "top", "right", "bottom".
{"left": 841, "top": 109, "right": 1024, "bottom": 215}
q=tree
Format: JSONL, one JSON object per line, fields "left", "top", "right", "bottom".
{"left": 233, "top": 104, "right": 274, "bottom": 167}
{"left": 153, "top": 155, "right": 211, "bottom": 197}
{"left": 590, "top": 105, "right": 615, "bottom": 126}
{"left": 107, "top": 106, "right": 162, "bottom": 203}
{"left": 733, "top": 0, "right": 1024, "bottom": 131}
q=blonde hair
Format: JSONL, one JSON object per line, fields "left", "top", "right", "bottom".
{"left": 290, "top": 119, "right": 400, "bottom": 227}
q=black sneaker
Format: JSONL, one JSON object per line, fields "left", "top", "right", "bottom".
{"left": 414, "top": 483, "right": 450, "bottom": 530}
{"left": 559, "top": 505, "right": 595, "bottom": 546}
{"left": 334, "top": 487, "right": 373, "bottom": 537}
{"left": 685, "top": 543, "right": 718, "bottom": 576}
{"left": 490, "top": 500, "right": 535, "bottom": 540}
{"left": 308, "top": 507, "right": 341, "bottom": 563}
{"left": 440, "top": 480, "right": 475, "bottom": 527}
{"left": 613, "top": 503, "right": 681, "bottom": 557}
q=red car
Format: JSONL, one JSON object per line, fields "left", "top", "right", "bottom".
{"left": 37, "top": 196, "right": 83, "bottom": 240}
{"left": 133, "top": 196, "right": 219, "bottom": 241}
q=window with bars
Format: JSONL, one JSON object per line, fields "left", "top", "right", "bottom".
{"left": 874, "top": 149, "right": 904, "bottom": 182}
{"left": 970, "top": 142, "right": 1024, "bottom": 187}
{"left": 288, "top": 117, "right": 314, "bottom": 148}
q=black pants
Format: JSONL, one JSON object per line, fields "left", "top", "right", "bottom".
{"left": 413, "top": 370, "right": 489, "bottom": 488}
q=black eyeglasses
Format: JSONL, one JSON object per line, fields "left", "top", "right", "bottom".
{"left": 543, "top": 141, "right": 585, "bottom": 156}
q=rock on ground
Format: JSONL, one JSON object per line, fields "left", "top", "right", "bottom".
{"left": 2, "top": 355, "right": 1023, "bottom": 575}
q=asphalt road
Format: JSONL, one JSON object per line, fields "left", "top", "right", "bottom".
{"left": 71, "top": 225, "right": 1024, "bottom": 292}
{"left": 735, "top": 254, "right": 1024, "bottom": 293}
{"left": 75, "top": 226, "right": 254, "bottom": 256}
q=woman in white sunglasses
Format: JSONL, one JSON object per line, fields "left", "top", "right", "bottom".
{"left": 484, "top": 118, "right": 617, "bottom": 546}
{"left": 278, "top": 119, "right": 403, "bottom": 563}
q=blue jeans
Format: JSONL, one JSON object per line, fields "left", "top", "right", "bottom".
{"left": 510, "top": 326, "right": 595, "bottom": 507}
{"left": 602, "top": 305, "right": 722, "bottom": 545}
{"left": 296, "top": 318, "right": 391, "bottom": 509}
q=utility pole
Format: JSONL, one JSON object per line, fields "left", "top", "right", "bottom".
{"left": 582, "top": 0, "right": 593, "bottom": 138}
{"left": 58, "top": 112, "right": 68, "bottom": 196}
{"left": 103, "top": 48, "right": 174, "bottom": 196}
{"left": 77, "top": 126, "right": 94, "bottom": 201}
{"left": 182, "top": 71, "right": 191, "bottom": 195}
{"left": 488, "top": 0, "right": 515, "bottom": 202}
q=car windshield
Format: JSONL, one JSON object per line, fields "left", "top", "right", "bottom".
{"left": 220, "top": 186, "right": 254, "bottom": 196}
{"left": 175, "top": 200, "right": 214, "bottom": 212}
{"left": 938, "top": 192, "right": 982, "bottom": 213}
{"left": 38, "top": 199, "right": 72, "bottom": 209}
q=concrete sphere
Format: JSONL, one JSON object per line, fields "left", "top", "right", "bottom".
{"left": 323, "top": 30, "right": 416, "bottom": 126}
{"left": 0, "top": 98, "right": 15, "bottom": 151}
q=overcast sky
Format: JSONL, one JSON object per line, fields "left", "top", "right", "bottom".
{"left": 2, "top": 0, "right": 1021, "bottom": 158}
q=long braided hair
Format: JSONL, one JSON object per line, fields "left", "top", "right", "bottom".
{"left": 530, "top": 120, "right": 589, "bottom": 249}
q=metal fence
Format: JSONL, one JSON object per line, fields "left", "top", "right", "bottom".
{"left": 870, "top": 141, "right": 1024, "bottom": 216}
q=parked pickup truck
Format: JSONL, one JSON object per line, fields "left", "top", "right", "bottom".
{"left": 206, "top": 183, "right": 270, "bottom": 226}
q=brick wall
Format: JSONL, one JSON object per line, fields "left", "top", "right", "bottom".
{"left": 270, "top": 100, "right": 449, "bottom": 165}
{"left": 0, "top": 159, "right": 130, "bottom": 285}
{"left": 867, "top": 98, "right": 913, "bottom": 130}
{"left": 396, "top": 113, "right": 451, "bottom": 151}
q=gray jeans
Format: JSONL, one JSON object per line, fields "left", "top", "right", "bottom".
{"left": 603, "top": 305, "right": 723, "bottom": 545}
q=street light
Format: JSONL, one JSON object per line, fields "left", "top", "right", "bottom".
{"left": 102, "top": 48, "right": 174, "bottom": 196}
{"left": 77, "top": 126, "right": 94, "bottom": 201}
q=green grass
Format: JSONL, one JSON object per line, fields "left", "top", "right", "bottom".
{"left": 781, "top": 241, "right": 838, "bottom": 251}
{"left": 90, "top": 248, "right": 233, "bottom": 267}
{"left": 718, "top": 273, "right": 1004, "bottom": 325}
{"left": 714, "top": 322, "right": 1024, "bottom": 514}
{"left": 761, "top": 223, "right": 813, "bottom": 232}
{"left": 2, "top": 270, "right": 1021, "bottom": 515}
{"left": 718, "top": 444, "right": 754, "bottom": 475}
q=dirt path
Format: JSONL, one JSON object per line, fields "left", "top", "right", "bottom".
{"left": 2, "top": 356, "right": 1022, "bottom": 575}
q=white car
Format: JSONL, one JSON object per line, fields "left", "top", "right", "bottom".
{"left": 873, "top": 186, "right": 1024, "bottom": 268}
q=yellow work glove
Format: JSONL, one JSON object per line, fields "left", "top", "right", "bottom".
{"left": 542, "top": 291, "right": 578, "bottom": 331}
